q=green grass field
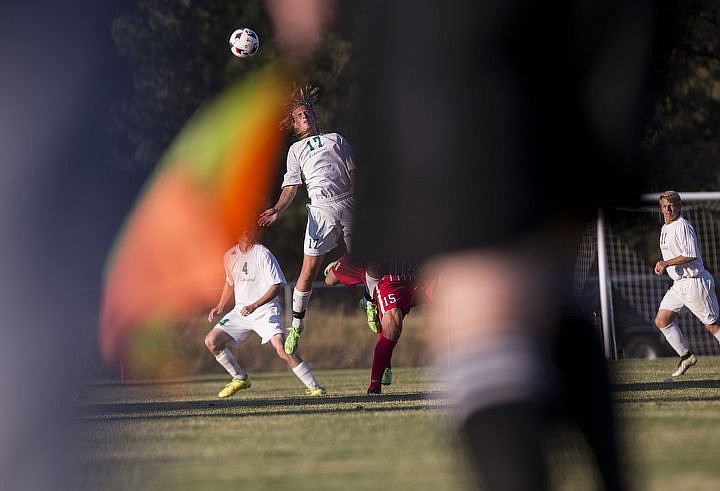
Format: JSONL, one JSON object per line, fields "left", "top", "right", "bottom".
{"left": 70, "top": 358, "right": 720, "bottom": 491}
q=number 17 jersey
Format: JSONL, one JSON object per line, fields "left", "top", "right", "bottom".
{"left": 282, "top": 132, "right": 355, "bottom": 203}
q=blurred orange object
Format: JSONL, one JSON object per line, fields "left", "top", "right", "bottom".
{"left": 100, "top": 66, "right": 290, "bottom": 377}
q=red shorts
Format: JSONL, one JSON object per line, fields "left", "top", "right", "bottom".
{"left": 329, "top": 252, "right": 365, "bottom": 287}
{"left": 376, "top": 276, "right": 436, "bottom": 318}
{"left": 331, "top": 254, "right": 436, "bottom": 319}
{"left": 375, "top": 278, "right": 414, "bottom": 318}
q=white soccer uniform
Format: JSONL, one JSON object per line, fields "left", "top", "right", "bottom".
{"left": 215, "top": 243, "right": 287, "bottom": 344}
{"left": 282, "top": 132, "right": 356, "bottom": 256}
{"left": 659, "top": 216, "right": 719, "bottom": 325}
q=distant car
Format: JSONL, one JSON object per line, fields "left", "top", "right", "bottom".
{"left": 578, "top": 282, "right": 673, "bottom": 359}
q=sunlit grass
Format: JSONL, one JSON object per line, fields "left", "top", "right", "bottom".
{"left": 70, "top": 359, "right": 720, "bottom": 491}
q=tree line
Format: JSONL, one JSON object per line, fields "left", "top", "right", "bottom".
{"left": 108, "top": 0, "right": 720, "bottom": 279}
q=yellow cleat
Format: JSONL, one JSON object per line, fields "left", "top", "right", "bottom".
{"left": 218, "top": 376, "right": 251, "bottom": 398}
{"left": 306, "top": 385, "right": 327, "bottom": 396}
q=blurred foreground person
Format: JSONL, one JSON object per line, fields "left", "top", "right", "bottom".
{"left": 346, "top": 1, "right": 674, "bottom": 490}
{"left": 653, "top": 191, "right": 720, "bottom": 377}
{"left": 1, "top": 2, "right": 137, "bottom": 489}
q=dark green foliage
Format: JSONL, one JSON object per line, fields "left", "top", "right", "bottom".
{"left": 108, "top": 0, "right": 275, "bottom": 171}
{"left": 644, "top": 1, "right": 720, "bottom": 191}
{"left": 109, "top": 0, "right": 353, "bottom": 173}
{"left": 108, "top": 0, "right": 354, "bottom": 277}
{"left": 107, "top": 1, "right": 720, "bottom": 277}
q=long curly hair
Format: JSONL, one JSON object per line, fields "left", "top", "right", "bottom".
{"left": 280, "top": 84, "right": 319, "bottom": 133}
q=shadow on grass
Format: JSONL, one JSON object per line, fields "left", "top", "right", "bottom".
{"left": 610, "top": 380, "right": 720, "bottom": 391}
{"left": 610, "top": 379, "right": 720, "bottom": 404}
{"left": 73, "top": 391, "right": 450, "bottom": 421}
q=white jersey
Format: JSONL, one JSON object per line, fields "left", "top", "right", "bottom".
{"left": 223, "top": 243, "right": 286, "bottom": 312}
{"left": 282, "top": 132, "right": 355, "bottom": 203}
{"left": 659, "top": 216, "right": 705, "bottom": 281}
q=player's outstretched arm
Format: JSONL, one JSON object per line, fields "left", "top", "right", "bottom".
{"left": 258, "top": 185, "right": 299, "bottom": 227}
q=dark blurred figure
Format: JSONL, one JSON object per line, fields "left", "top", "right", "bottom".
{"left": 344, "top": 1, "right": 676, "bottom": 490}
{"left": 1, "top": 2, "right": 137, "bottom": 490}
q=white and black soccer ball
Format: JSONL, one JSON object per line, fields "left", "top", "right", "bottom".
{"left": 229, "top": 28, "right": 259, "bottom": 58}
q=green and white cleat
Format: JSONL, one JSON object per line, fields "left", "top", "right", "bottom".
{"left": 218, "top": 376, "right": 251, "bottom": 398}
{"left": 381, "top": 368, "right": 392, "bottom": 386}
{"left": 672, "top": 352, "right": 697, "bottom": 377}
{"left": 306, "top": 385, "right": 327, "bottom": 396}
{"left": 284, "top": 326, "right": 303, "bottom": 355}
{"left": 359, "top": 297, "right": 381, "bottom": 334}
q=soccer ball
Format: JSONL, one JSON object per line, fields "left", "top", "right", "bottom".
{"left": 229, "top": 28, "right": 259, "bottom": 58}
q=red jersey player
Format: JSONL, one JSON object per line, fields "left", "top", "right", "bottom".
{"left": 325, "top": 252, "right": 433, "bottom": 393}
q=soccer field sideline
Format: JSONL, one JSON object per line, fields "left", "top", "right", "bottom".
{"left": 70, "top": 360, "right": 720, "bottom": 491}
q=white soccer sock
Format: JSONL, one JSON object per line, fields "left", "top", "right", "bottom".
{"left": 215, "top": 348, "right": 246, "bottom": 380}
{"left": 292, "top": 288, "right": 312, "bottom": 328}
{"left": 660, "top": 323, "right": 690, "bottom": 356}
{"left": 365, "top": 272, "right": 379, "bottom": 299}
{"left": 292, "top": 361, "right": 319, "bottom": 388}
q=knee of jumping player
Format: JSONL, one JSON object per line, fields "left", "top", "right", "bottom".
{"left": 298, "top": 254, "right": 326, "bottom": 291}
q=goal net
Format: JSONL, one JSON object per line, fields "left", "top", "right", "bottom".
{"left": 575, "top": 193, "right": 720, "bottom": 359}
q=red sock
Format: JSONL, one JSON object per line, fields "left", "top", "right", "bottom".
{"left": 371, "top": 336, "right": 396, "bottom": 386}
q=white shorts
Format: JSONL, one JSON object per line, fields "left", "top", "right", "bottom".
{"left": 659, "top": 271, "right": 719, "bottom": 325}
{"left": 214, "top": 304, "right": 283, "bottom": 345}
{"left": 303, "top": 195, "right": 355, "bottom": 256}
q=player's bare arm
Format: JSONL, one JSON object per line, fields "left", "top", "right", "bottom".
{"left": 258, "top": 185, "right": 299, "bottom": 227}
{"left": 239, "top": 283, "right": 283, "bottom": 316}
{"left": 654, "top": 255, "right": 697, "bottom": 275}
{"left": 208, "top": 282, "right": 234, "bottom": 322}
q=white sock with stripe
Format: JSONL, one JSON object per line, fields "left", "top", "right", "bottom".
{"left": 292, "top": 288, "right": 312, "bottom": 328}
